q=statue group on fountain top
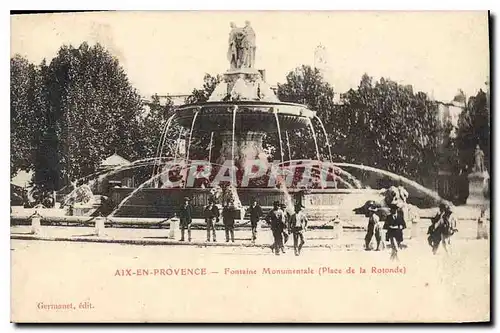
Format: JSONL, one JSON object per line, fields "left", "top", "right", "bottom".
{"left": 227, "top": 21, "right": 256, "bottom": 70}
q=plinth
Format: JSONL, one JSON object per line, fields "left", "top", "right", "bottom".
{"left": 224, "top": 69, "right": 262, "bottom": 95}
{"left": 467, "top": 171, "right": 490, "bottom": 206}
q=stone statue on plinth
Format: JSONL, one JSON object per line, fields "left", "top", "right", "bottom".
{"left": 227, "top": 21, "right": 256, "bottom": 70}
{"left": 227, "top": 22, "right": 243, "bottom": 70}
{"left": 207, "top": 20, "right": 278, "bottom": 103}
{"left": 472, "top": 144, "right": 486, "bottom": 174}
{"left": 467, "top": 144, "right": 489, "bottom": 205}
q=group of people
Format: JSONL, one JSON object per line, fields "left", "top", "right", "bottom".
{"left": 177, "top": 197, "right": 309, "bottom": 256}
{"left": 264, "top": 201, "right": 309, "bottom": 256}
{"left": 363, "top": 199, "right": 458, "bottom": 260}
{"left": 363, "top": 201, "right": 406, "bottom": 260}
{"left": 177, "top": 196, "right": 237, "bottom": 243}
{"left": 179, "top": 192, "right": 459, "bottom": 258}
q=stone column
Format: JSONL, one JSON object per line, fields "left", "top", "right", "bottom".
{"left": 215, "top": 131, "right": 267, "bottom": 171}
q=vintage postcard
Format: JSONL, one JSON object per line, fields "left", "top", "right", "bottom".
{"left": 10, "top": 11, "right": 490, "bottom": 323}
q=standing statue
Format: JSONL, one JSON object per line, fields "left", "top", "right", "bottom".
{"left": 227, "top": 21, "right": 256, "bottom": 70}
{"left": 473, "top": 144, "right": 486, "bottom": 173}
{"left": 227, "top": 22, "right": 245, "bottom": 70}
{"left": 242, "top": 20, "right": 256, "bottom": 68}
{"left": 227, "top": 22, "right": 238, "bottom": 70}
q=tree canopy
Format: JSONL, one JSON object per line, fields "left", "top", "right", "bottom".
{"left": 11, "top": 55, "right": 41, "bottom": 177}
{"left": 455, "top": 89, "right": 490, "bottom": 172}
{"left": 340, "top": 74, "right": 441, "bottom": 181}
{"left": 11, "top": 43, "right": 146, "bottom": 194}
{"left": 276, "top": 65, "right": 337, "bottom": 161}
{"left": 11, "top": 45, "right": 488, "bottom": 199}
{"left": 275, "top": 67, "right": 442, "bottom": 183}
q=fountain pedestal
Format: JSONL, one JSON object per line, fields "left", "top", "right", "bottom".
{"left": 215, "top": 131, "right": 267, "bottom": 171}
{"left": 224, "top": 69, "right": 262, "bottom": 97}
{"left": 208, "top": 68, "right": 279, "bottom": 103}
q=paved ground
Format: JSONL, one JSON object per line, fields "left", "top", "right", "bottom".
{"left": 10, "top": 203, "right": 490, "bottom": 322}
{"left": 10, "top": 231, "right": 490, "bottom": 322}
{"left": 10, "top": 212, "right": 485, "bottom": 249}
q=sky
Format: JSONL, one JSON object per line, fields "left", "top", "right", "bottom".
{"left": 11, "top": 11, "right": 489, "bottom": 102}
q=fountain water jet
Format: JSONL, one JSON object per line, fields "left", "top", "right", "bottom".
{"left": 208, "top": 132, "right": 214, "bottom": 163}
{"left": 108, "top": 162, "right": 195, "bottom": 217}
{"left": 285, "top": 131, "right": 292, "bottom": 161}
{"left": 152, "top": 114, "right": 176, "bottom": 179}
{"left": 186, "top": 109, "right": 200, "bottom": 162}
{"left": 314, "top": 115, "right": 333, "bottom": 162}
{"left": 308, "top": 118, "right": 321, "bottom": 161}
{"left": 332, "top": 162, "right": 441, "bottom": 206}
{"left": 173, "top": 128, "right": 184, "bottom": 162}
{"left": 274, "top": 111, "right": 285, "bottom": 166}
{"left": 231, "top": 105, "right": 237, "bottom": 174}
{"left": 79, "top": 20, "right": 443, "bottom": 219}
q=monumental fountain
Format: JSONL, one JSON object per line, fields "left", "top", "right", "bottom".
{"left": 56, "top": 21, "right": 444, "bottom": 222}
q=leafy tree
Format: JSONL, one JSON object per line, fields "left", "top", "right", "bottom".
{"left": 32, "top": 42, "right": 144, "bottom": 193}
{"left": 184, "top": 73, "right": 223, "bottom": 160}
{"left": 276, "top": 65, "right": 338, "bottom": 161}
{"left": 438, "top": 119, "right": 460, "bottom": 173}
{"left": 185, "top": 73, "right": 222, "bottom": 104}
{"left": 275, "top": 67, "right": 442, "bottom": 184}
{"left": 138, "top": 94, "right": 176, "bottom": 159}
{"left": 340, "top": 74, "right": 441, "bottom": 182}
{"left": 455, "top": 89, "right": 490, "bottom": 172}
{"left": 10, "top": 55, "right": 42, "bottom": 177}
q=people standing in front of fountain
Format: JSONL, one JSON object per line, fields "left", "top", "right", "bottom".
{"left": 178, "top": 197, "right": 193, "bottom": 242}
{"left": 265, "top": 201, "right": 286, "bottom": 256}
{"left": 364, "top": 201, "right": 385, "bottom": 251}
{"left": 222, "top": 200, "right": 236, "bottom": 242}
{"left": 427, "top": 202, "right": 457, "bottom": 255}
{"left": 383, "top": 206, "right": 406, "bottom": 261}
{"left": 280, "top": 203, "right": 291, "bottom": 251}
{"left": 204, "top": 198, "right": 220, "bottom": 242}
{"left": 248, "top": 198, "right": 263, "bottom": 243}
{"left": 289, "top": 203, "right": 308, "bottom": 256}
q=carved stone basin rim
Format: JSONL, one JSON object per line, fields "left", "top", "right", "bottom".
{"left": 176, "top": 101, "right": 317, "bottom": 119}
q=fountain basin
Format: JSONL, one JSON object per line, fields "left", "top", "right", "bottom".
{"left": 175, "top": 101, "right": 316, "bottom": 132}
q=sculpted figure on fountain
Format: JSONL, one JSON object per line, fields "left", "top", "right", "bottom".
{"left": 227, "top": 21, "right": 256, "bottom": 70}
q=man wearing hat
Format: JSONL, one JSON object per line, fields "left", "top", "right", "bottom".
{"left": 280, "top": 203, "right": 291, "bottom": 250}
{"left": 289, "top": 203, "right": 308, "bottom": 256}
{"left": 204, "top": 198, "right": 220, "bottom": 242}
{"left": 222, "top": 199, "right": 236, "bottom": 242}
{"left": 247, "top": 198, "right": 263, "bottom": 243}
{"left": 364, "top": 200, "right": 385, "bottom": 251}
{"left": 383, "top": 204, "right": 407, "bottom": 260}
{"left": 427, "top": 201, "right": 457, "bottom": 254}
{"left": 178, "top": 197, "right": 193, "bottom": 242}
{"left": 265, "top": 201, "right": 286, "bottom": 255}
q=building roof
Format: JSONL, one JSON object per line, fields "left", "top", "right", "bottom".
{"left": 100, "top": 153, "right": 131, "bottom": 167}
